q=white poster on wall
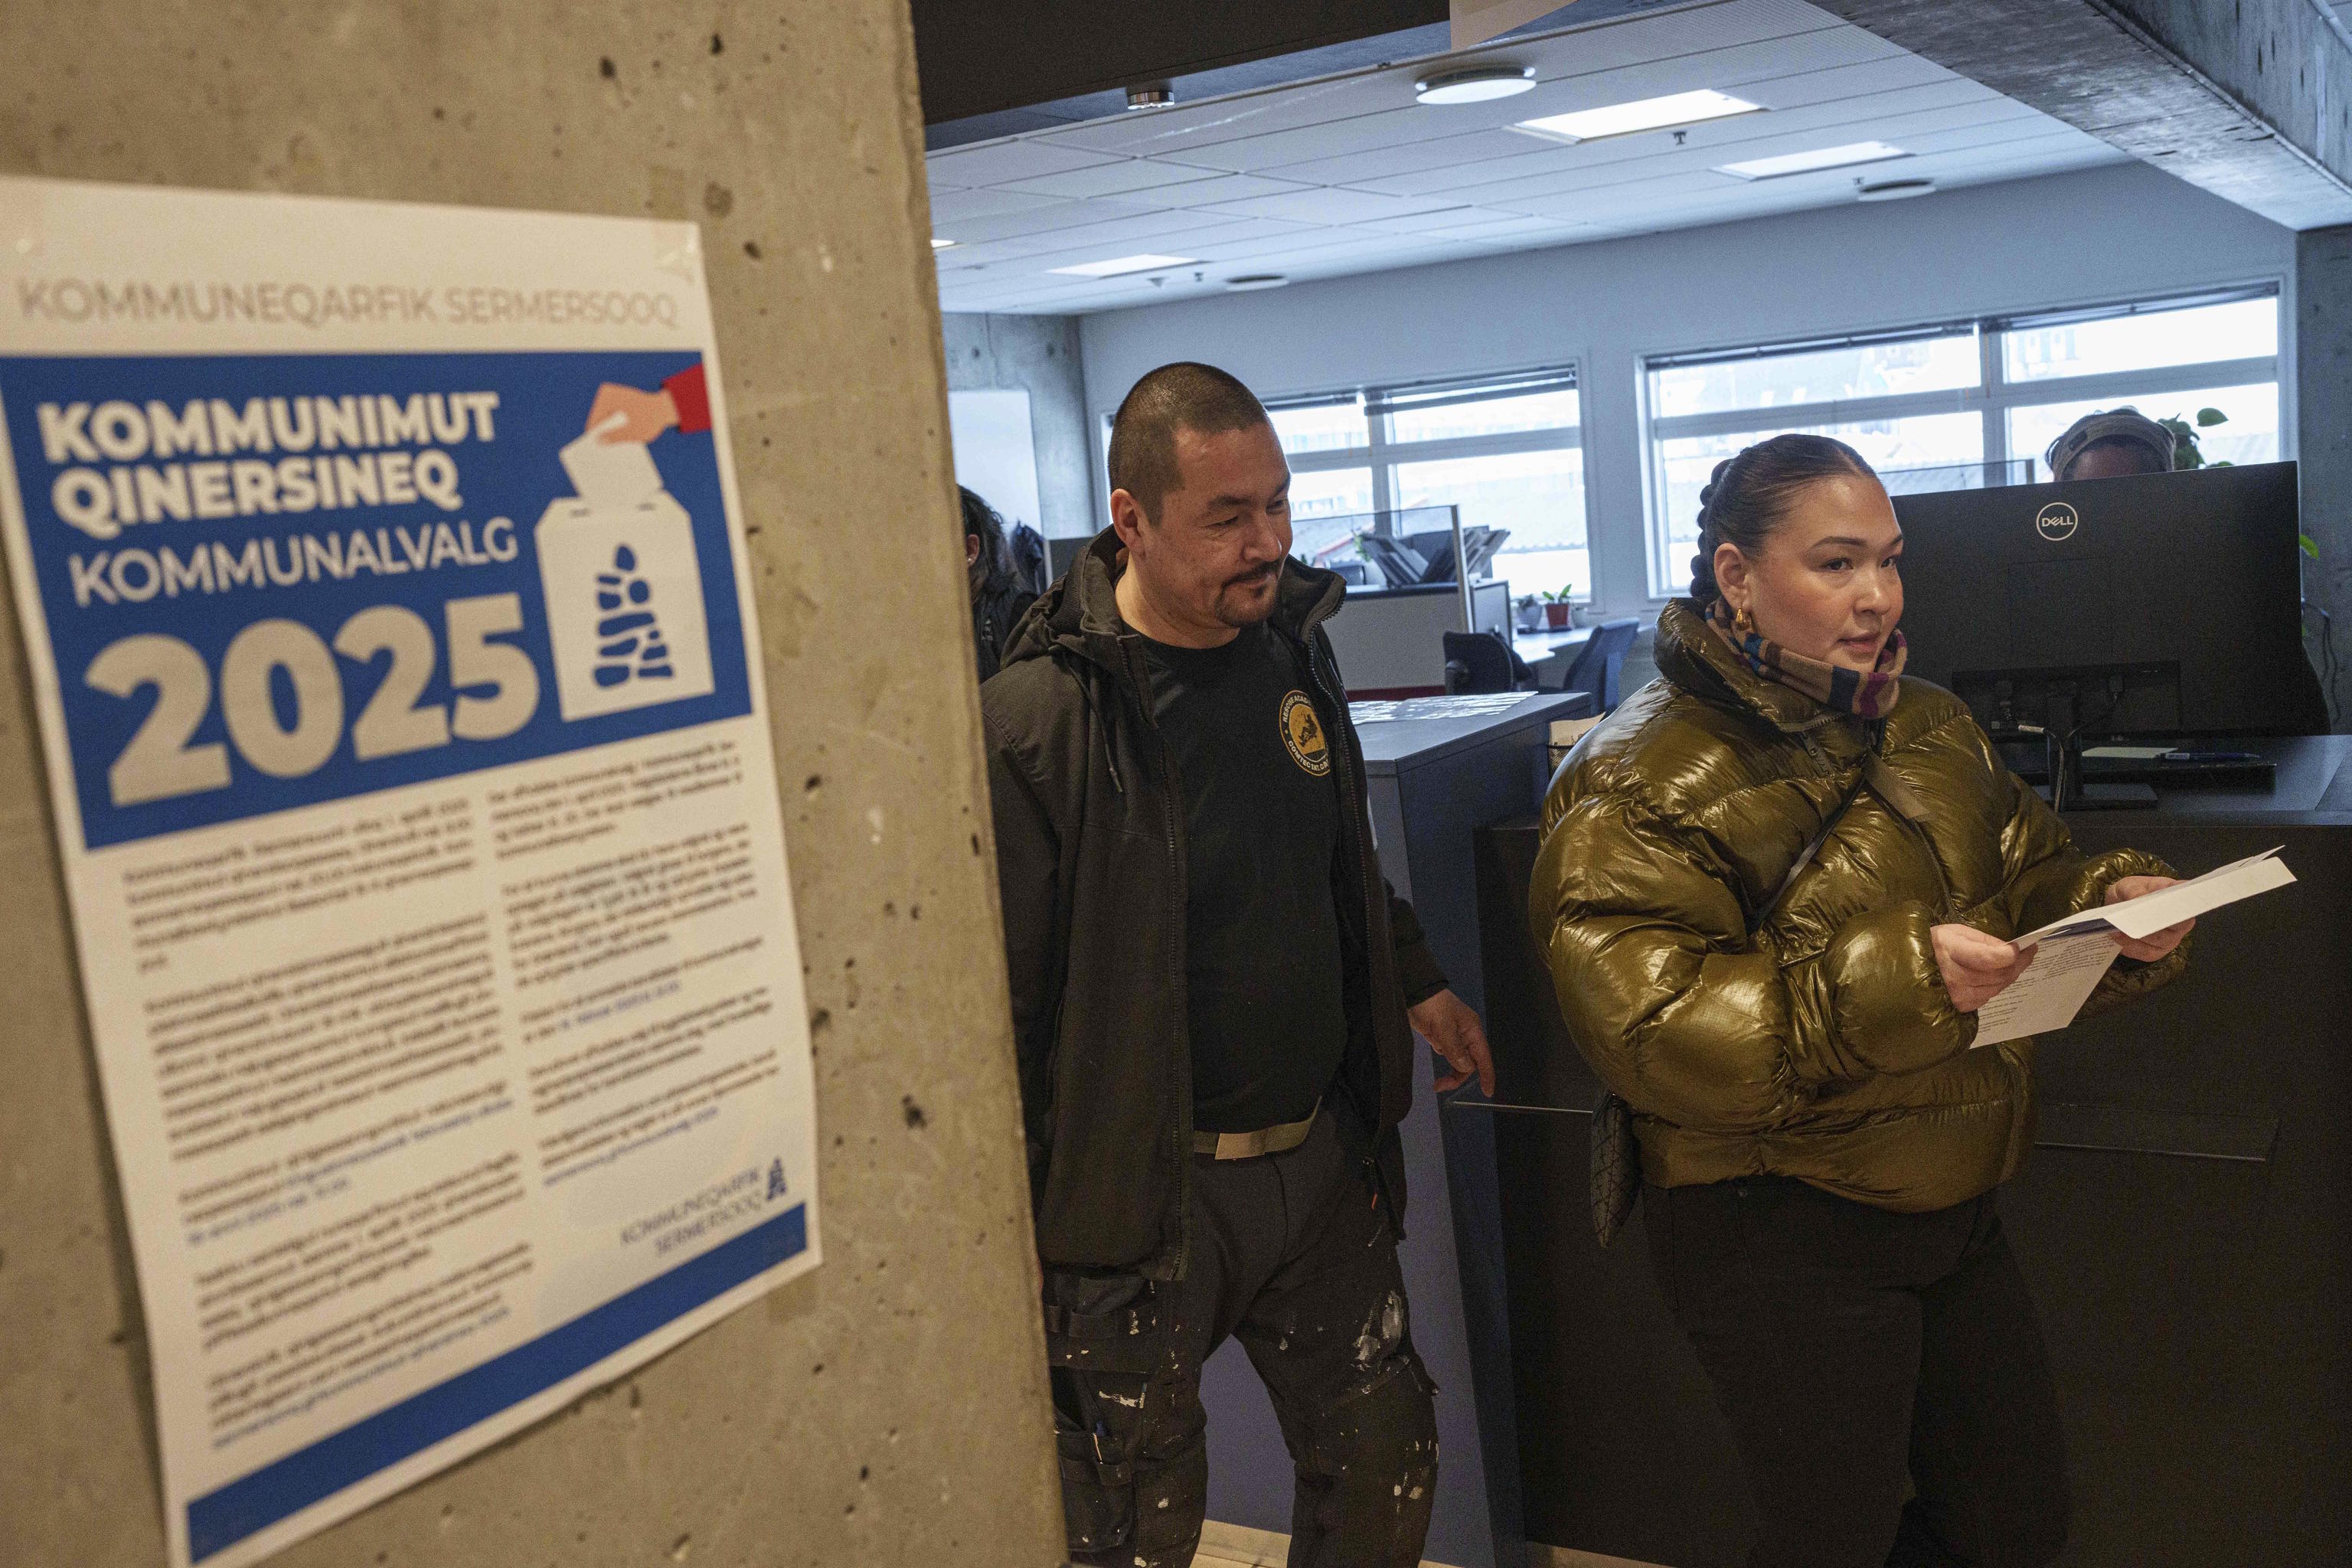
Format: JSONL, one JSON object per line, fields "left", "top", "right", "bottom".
{"left": 0, "top": 177, "right": 821, "bottom": 1568}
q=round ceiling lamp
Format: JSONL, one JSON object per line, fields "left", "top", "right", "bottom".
{"left": 1414, "top": 66, "right": 1535, "bottom": 106}
{"left": 1857, "top": 177, "right": 1936, "bottom": 202}
{"left": 1224, "top": 274, "right": 1289, "bottom": 292}
{"left": 1125, "top": 83, "right": 1174, "bottom": 111}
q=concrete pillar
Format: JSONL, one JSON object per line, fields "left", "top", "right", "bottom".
{"left": 942, "top": 313, "right": 1099, "bottom": 539}
{"left": 2300, "top": 225, "right": 2352, "bottom": 730}
{"left": 0, "top": 6, "right": 1063, "bottom": 1568}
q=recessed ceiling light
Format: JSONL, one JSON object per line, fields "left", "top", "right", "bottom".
{"left": 930, "top": 237, "right": 956, "bottom": 250}
{"left": 1857, "top": 177, "right": 1936, "bottom": 202}
{"left": 1415, "top": 66, "right": 1536, "bottom": 106}
{"left": 1049, "top": 253, "right": 1194, "bottom": 278}
{"left": 1516, "top": 89, "right": 1760, "bottom": 144}
{"left": 1718, "top": 140, "right": 1909, "bottom": 181}
{"left": 1224, "top": 274, "right": 1289, "bottom": 292}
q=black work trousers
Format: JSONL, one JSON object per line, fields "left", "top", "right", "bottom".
{"left": 1044, "top": 1108, "right": 1439, "bottom": 1568}
{"left": 1645, "top": 1177, "right": 2069, "bottom": 1568}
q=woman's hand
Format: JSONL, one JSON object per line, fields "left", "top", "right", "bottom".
{"left": 2103, "top": 875, "right": 2194, "bottom": 962}
{"left": 1931, "top": 923, "right": 2033, "bottom": 1013}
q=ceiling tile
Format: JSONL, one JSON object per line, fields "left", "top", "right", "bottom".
{"left": 928, "top": 201, "right": 1100, "bottom": 247}
{"left": 1103, "top": 172, "right": 1321, "bottom": 210}
{"left": 927, "top": 140, "right": 1122, "bottom": 188}
{"left": 1414, "top": 214, "right": 1586, "bottom": 243}
{"left": 1345, "top": 203, "right": 1507, "bottom": 234}
{"left": 993, "top": 158, "right": 1229, "bottom": 201}
{"left": 1194, "top": 186, "right": 1465, "bottom": 224}
{"left": 1254, "top": 126, "right": 1560, "bottom": 188}
{"left": 929, "top": 187, "right": 1073, "bottom": 225}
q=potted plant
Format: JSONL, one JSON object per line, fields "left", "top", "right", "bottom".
{"left": 1514, "top": 594, "right": 1545, "bottom": 632}
{"left": 2158, "top": 407, "right": 2232, "bottom": 469}
{"left": 1542, "top": 587, "right": 1575, "bottom": 629}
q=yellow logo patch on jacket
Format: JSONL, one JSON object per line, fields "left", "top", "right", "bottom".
{"left": 1279, "top": 691, "right": 1331, "bottom": 776}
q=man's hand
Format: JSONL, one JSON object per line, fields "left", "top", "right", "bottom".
{"left": 585, "top": 383, "right": 679, "bottom": 444}
{"left": 2104, "top": 875, "right": 2194, "bottom": 962}
{"left": 1929, "top": 923, "right": 2033, "bottom": 1014}
{"left": 1409, "top": 988, "right": 1494, "bottom": 1096}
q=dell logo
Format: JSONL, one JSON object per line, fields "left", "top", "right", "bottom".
{"left": 2035, "top": 501, "right": 2079, "bottom": 541}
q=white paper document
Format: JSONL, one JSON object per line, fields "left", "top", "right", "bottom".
{"left": 1971, "top": 849, "right": 2295, "bottom": 1047}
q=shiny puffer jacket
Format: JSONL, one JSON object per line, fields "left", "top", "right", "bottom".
{"left": 1530, "top": 601, "right": 2188, "bottom": 1212}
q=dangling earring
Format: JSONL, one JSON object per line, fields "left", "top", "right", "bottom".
{"left": 1733, "top": 603, "right": 1756, "bottom": 638}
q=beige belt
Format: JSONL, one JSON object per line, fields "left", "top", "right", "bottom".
{"left": 1193, "top": 1101, "right": 1319, "bottom": 1161}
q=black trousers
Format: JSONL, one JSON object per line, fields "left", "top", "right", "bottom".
{"left": 1044, "top": 1109, "right": 1439, "bottom": 1568}
{"left": 1645, "top": 1177, "right": 2069, "bottom": 1568}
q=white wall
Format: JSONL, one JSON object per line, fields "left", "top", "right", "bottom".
{"left": 1079, "top": 162, "right": 2298, "bottom": 616}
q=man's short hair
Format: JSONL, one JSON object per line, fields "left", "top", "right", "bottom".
{"left": 1107, "top": 362, "right": 1270, "bottom": 522}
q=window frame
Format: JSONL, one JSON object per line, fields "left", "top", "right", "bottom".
{"left": 1265, "top": 362, "right": 1589, "bottom": 596}
{"left": 1636, "top": 283, "right": 2287, "bottom": 599}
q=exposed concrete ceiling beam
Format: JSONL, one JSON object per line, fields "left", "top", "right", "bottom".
{"left": 1816, "top": 0, "right": 2352, "bottom": 230}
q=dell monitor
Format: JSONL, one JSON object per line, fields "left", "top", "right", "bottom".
{"left": 1893, "top": 462, "right": 2324, "bottom": 745}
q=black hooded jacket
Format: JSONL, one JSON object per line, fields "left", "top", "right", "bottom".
{"left": 979, "top": 531, "right": 1448, "bottom": 1280}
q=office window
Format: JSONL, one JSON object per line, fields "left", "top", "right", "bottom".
{"left": 1642, "top": 287, "right": 2284, "bottom": 596}
{"left": 1269, "top": 367, "right": 1589, "bottom": 598}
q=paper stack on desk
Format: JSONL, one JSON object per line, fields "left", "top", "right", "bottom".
{"left": 1971, "top": 848, "right": 2296, "bottom": 1047}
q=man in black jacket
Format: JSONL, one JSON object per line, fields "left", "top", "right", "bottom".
{"left": 981, "top": 363, "right": 1494, "bottom": 1567}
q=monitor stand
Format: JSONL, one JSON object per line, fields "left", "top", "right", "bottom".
{"left": 2042, "top": 695, "right": 2157, "bottom": 812}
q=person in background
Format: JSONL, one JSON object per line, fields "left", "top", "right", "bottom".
{"left": 962, "top": 485, "right": 1033, "bottom": 683}
{"left": 981, "top": 362, "right": 1494, "bottom": 1567}
{"left": 1530, "top": 434, "right": 2195, "bottom": 1568}
{"left": 2045, "top": 406, "right": 2174, "bottom": 482}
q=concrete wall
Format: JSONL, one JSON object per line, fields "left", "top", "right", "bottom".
{"left": 0, "top": 6, "right": 1063, "bottom": 1568}
{"left": 1079, "top": 161, "right": 2301, "bottom": 619}
{"left": 942, "top": 312, "right": 1099, "bottom": 538}
{"left": 2300, "top": 225, "right": 2352, "bottom": 727}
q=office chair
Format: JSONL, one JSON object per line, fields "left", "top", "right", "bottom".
{"left": 1442, "top": 631, "right": 1534, "bottom": 695}
{"left": 1554, "top": 617, "right": 1640, "bottom": 713}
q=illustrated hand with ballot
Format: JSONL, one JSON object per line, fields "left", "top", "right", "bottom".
{"left": 2102, "top": 876, "right": 2194, "bottom": 962}
{"left": 583, "top": 364, "right": 712, "bottom": 444}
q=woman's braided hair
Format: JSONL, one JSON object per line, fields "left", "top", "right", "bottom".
{"left": 1687, "top": 433, "right": 1880, "bottom": 607}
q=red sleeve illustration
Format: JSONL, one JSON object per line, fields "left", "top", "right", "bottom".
{"left": 662, "top": 363, "right": 711, "bottom": 435}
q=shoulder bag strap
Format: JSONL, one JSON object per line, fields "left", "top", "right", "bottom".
{"left": 1747, "top": 769, "right": 1873, "bottom": 939}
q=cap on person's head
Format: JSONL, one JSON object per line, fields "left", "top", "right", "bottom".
{"left": 1107, "top": 362, "right": 1270, "bottom": 523}
{"left": 2047, "top": 407, "right": 2176, "bottom": 482}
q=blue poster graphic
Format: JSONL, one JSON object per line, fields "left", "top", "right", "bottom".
{"left": 0, "top": 350, "right": 753, "bottom": 849}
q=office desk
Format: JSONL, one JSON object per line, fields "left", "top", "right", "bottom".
{"left": 1466, "top": 736, "right": 2352, "bottom": 1567}
{"left": 1200, "top": 691, "right": 1591, "bottom": 1568}
{"left": 1512, "top": 625, "right": 1591, "bottom": 688}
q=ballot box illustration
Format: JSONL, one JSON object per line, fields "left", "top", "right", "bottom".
{"left": 537, "top": 420, "right": 717, "bottom": 720}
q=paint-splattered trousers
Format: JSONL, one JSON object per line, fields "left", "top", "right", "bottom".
{"left": 1044, "top": 1107, "right": 1439, "bottom": 1568}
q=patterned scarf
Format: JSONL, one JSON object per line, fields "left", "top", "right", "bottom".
{"left": 1708, "top": 599, "right": 1906, "bottom": 720}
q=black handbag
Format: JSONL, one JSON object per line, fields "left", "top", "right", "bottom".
{"left": 1589, "top": 759, "right": 1890, "bottom": 1247}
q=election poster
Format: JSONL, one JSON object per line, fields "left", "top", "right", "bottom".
{"left": 0, "top": 178, "right": 821, "bottom": 1568}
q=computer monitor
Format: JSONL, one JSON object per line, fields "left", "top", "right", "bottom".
{"left": 1893, "top": 462, "right": 2322, "bottom": 740}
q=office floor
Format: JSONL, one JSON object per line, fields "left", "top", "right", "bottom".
{"left": 1194, "top": 1521, "right": 1664, "bottom": 1567}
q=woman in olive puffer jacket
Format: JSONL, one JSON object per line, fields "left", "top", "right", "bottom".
{"left": 1530, "top": 436, "right": 2193, "bottom": 1568}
